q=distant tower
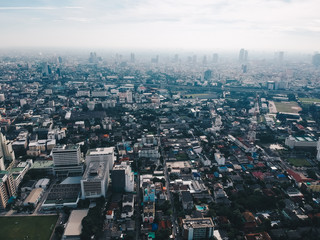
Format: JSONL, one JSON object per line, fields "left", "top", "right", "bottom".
{"left": 239, "top": 49, "right": 248, "bottom": 62}
{"left": 202, "top": 55, "right": 207, "bottom": 65}
{"left": 212, "top": 53, "right": 219, "bottom": 63}
{"left": 204, "top": 70, "right": 212, "bottom": 81}
{"left": 239, "top": 49, "right": 245, "bottom": 62}
{"left": 278, "top": 51, "right": 284, "bottom": 62}
{"left": 174, "top": 54, "right": 179, "bottom": 63}
{"left": 312, "top": 53, "right": 320, "bottom": 67}
{"left": 192, "top": 55, "right": 197, "bottom": 64}
{"left": 242, "top": 65, "right": 247, "bottom": 73}
{"left": 244, "top": 50, "right": 248, "bottom": 62}
{"left": 41, "top": 62, "right": 49, "bottom": 76}
{"left": 317, "top": 138, "right": 320, "bottom": 161}
{"left": 130, "top": 53, "right": 135, "bottom": 63}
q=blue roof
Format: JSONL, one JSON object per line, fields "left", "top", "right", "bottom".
{"left": 277, "top": 174, "right": 286, "bottom": 178}
{"left": 193, "top": 172, "right": 201, "bottom": 177}
{"left": 152, "top": 223, "right": 158, "bottom": 231}
{"left": 214, "top": 172, "right": 219, "bottom": 178}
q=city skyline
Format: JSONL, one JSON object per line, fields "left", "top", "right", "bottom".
{"left": 0, "top": 0, "right": 320, "bottom": 52}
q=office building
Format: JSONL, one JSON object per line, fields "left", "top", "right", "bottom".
{"left": 52, "top": 145, "right": 83, "bottom": 176}
{"left": 81, "top": 160, "right": 109, "bottom": 199}
{"left": 111, "top": 162, "right": 134, "bottom": 193}
{"left": 0, "top": 171, "right": 16, "bottom": 209}
{"left": 86, "top": 147, "right": 115, "bottom": 172}
{"left": 182, "top": 217, "right": 215, "bottom": 240}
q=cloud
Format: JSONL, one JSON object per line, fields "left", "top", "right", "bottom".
{"left": 0, "top": 0, "right": 320, "bottom": 51}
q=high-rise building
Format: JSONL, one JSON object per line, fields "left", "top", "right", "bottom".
{"left": 111, "top": 162, "right": 134, "bottom": 193}
{"left": 86, "top": 147, "right": 115, "bottom": 172}
{"left": 239, "top": 49, "right": 248, "bottom": 62}
{"left": 192, "top": 55, "right": 197, "bottom": 64}
{"left": 204, "top": 70, "right": 212, "bottom": 81}
{"left": 41, "top": 62, "right": 49, "bottom": 76}
{"left": 0, "top": 133, "right": 15, "bottom": 171}
{"left": 212, "top": 53, "right": 219, "bottom": 63}
{"left": 182, "top": 217, "right": 215, "bottom": 240}
{"left": 130, "top": 53, "right": 135, "bottom": 63}
{"left": 52, "top": 145, "right": 83, "bottom": 176}
{"left": 0, "top": 171, "right": 16, "bottom": 209}
{"left": 312, "top": 53, "right": 320, "bottom": 67}
{"left": 202, "top": 55, "right": 207, "bottom": 65}
{"left": 81, "top": 160, "right": 109, "bottom": 199}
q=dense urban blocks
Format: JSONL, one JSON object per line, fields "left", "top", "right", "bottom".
{"left": 0, "top": 215, "right": 58, "bottom": 240}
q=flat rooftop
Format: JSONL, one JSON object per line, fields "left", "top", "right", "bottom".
{"left": 64, "top": 209, "right": 89, "bottom": 237}
{"left": 31, "top": 160, "right": 53, "bottom": 169}
{"left": 87, "top": 147, "right": 114, "bottom": 155}
{"left": 82, "top": 161, "right": 108, "bottom": 181}
{"left": 53, "top": 144, "right": 79, "bottom": 151}
{"left": 182, "top": 217, "right": 214, "bottom": 229}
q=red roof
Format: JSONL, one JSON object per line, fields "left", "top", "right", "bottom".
{"left": 252, "top": 171, "right": 264, "bottom": 180}
{"left": 287, "top": 169, "right": 312, "bottom": 182}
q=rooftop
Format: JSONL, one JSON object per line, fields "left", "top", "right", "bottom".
{"left": 82, "top": 161, "right": 108, "bottom": 181}
{"left": 64, "top": 209, "right": 89, "bottom": 237}
{"left": 182, "top": 217, "right": 214, "bottom": 229}
{"left": 87, "top": 147, "right": 114, "bottom": 155}
{"left": 53, "top": 144, "right": 79, "bottom": 151}
{"left": 31, "top": 160, "right": 54, "bottom": 169}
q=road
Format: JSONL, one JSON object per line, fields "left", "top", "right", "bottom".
{"left": 162, "top": 146, "right": 179, "bottom": 240}
{"left": 33, "top": 179, "right": 57, "bottom": 215}
{"left": 135, "top": 171, "right": 141, "bottom": 240}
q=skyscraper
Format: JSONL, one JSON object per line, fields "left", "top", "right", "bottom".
{"left": 212, "top": 53, "right": 219, "bottom": 63}
{"left": 239, "top": 49, "right": 248, "bottom": 62}
{"left": 312, "top": 53, "right": 320, "bottom": 67}
{"left": 0, "top": 133, "right": 15, "bottom": 171}
{"left": 130, "top": 53, "right": 135, "bottom": 63}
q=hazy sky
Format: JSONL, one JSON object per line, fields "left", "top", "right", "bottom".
{"left": 1, "top": 0, "right": 320, "bottom": 52}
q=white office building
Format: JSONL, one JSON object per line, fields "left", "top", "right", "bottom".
{"left": 81, "top": 160, "right": 109, "bottom": 199}
{"left": 52, "top": 145, "right": 83, "bottom": 176}
{"left": 86, "top": 147, "right": 115, "bottom": 171}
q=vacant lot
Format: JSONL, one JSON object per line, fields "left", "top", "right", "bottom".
{"left": 184, "top": 93, "right": 217, "bottom": 99}
{"left": 274, "top": 101, "right": 301, "bottom": 113}
{"left": 287, "top": 158, "right": 312, "bottom": 167}
{"left": 0, "top": 215, "right": 58, "bottom": 240}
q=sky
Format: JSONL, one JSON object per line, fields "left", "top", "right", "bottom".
{"left": 0, "top": 0, "right": 320, "bottom": 52}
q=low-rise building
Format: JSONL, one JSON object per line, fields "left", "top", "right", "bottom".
{"left": 23, "top": 188, "right": 44, "bottom": 207}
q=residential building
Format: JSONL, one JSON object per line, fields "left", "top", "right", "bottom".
{"left": 0, "top": 171, "right": 16, "bottom": 209}
{"left": 0, "top": 133, "right": 15, "bottom": 170}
